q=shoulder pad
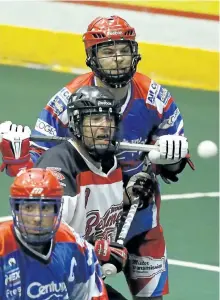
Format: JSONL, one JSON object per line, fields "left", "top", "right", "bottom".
{"left": 146, "top": 80, "right": 172, "bottom": 115}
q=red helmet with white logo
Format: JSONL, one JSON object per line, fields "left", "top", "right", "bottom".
{"left": 83, "top": 16, "right": 141, "bottom": 88}
{"left": 10, "top": 168, "right": 64, "bottom": 245}
{"left": 10, "top": 168, "right": 63, "bottom": 199}
{"left": 83, "top": 16, "right": 136, "bottom": 49}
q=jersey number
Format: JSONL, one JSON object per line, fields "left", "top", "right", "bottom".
{"left": 68, "top": 257, "right": 77, "bottom": 282}
{"left": 85, "top": 188, "right": 90, "bottom": 208}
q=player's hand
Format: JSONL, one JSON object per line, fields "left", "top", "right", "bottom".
{"left": 126, "top": 171, "right": 156, "bottom": 209}
{"left": 94, "top": 239, "right": 128, "bottom": 273}
{"left": 0, "top": 121, "right": 13, "bottom": 144}
{"left": 1, "top": 125, "right": 31, "bottom": 165}
{"left": 149, "top": 135, "right": 188, "bottom": 164}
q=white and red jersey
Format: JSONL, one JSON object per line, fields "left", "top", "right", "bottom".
{"left": 32, "top": 71, "right": 185, "bottom": 236}
{"left": 35, "top": 140, "right": 123, "bottom": 242}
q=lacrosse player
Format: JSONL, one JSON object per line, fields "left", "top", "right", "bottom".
{"left": 0, "top": 168, "right": 108, "bottom": 300}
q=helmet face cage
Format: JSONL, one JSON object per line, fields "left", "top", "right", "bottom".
{"left": 10, "top": 197, "right": 63, "bottom": 245}
{"left": 69, "top": 107, "right": 121, "bottom": 157}
{"left": 86, "top": 40, "right": 141, "bottom": 88}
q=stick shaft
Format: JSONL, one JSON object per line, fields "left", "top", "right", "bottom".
{"left": 30, "top": 135, "right": 159, "bottom": 153}
{"left": 116, "top": 196, "right": 140, "bottom": 245}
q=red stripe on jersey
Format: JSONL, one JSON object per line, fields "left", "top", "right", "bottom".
{"left": 162, "top": 277, "right": 169, "bottom": 295}
{"left": 133, "top": 72, "right": 152, "bottom": 100}
{"left": 66, "top": 72, "right": 94, "bottom": 93}
{"left": 78, "top": 168, "right": 122, "bottom": 186}
{"left": 0, "top": 221, "right": 19, "bottom": 256}
{"left": 55, "top": 223, "right": 77, "bottom": 243}
{"left": 45, "top": 105, "right": 68, "bottom": 127}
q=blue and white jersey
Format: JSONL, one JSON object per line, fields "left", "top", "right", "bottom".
{"left": 0, "top": 221, "right": 106, "bottom": 300}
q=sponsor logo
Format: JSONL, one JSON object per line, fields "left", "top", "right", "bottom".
{"left": 157, "top": 86, "right": 171, "bottom": 105}
{"left": 97, "top": 100, "right": 112, "bottom": 106}
{"left": 8, "top": 258, "right": 16, "bottom": 266}
{"left": 121, "top": 137, "right": 147, "bottom": 145}
{"left": 60, "top": 88, "right": 71, "bottom": 103}
{"left": 4, "top": 258, "right": 18, "bottom": 272}
{"left": 5, "top": 270, "right": 20, "bottom": 285}
{"left": 30, "top": 187, "right": 44, "bottom": 196}
{"left": 4, "top": 257, "right": 22, "bottom": 298}
{"left": 108, "top": 31, "right": 123, "bottom": 35}
{"left": 146, "top": 81, "right": 158, "bottom": 105}
{"left": 158, "top": 108, "right": 180, "bottom": 129}
{"left": 6, "top": 287, "right": 22, "bottom": 299}
{"left": 85, "top": 203, "right": 123, "bottom": 241}
{"left": 129, "top": 255, "right": 166, "bottom": 279}
{"left": 27, "top": 281, "right": 67, "bottom": 299}
{"left": 48, "top": 96, "right": 66, "bottom": 115}
{"left": 35, "top": 119, "right": 56, "bottom": 136}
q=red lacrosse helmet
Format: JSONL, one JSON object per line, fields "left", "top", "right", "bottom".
{"left": 83, "top": 16, "right": 141, "bottom": 88}
{"left": 83, "top": 15, "right": 136, "bottom": 49}
{"left": 10, "top": 168, "right": 64, "bottom": 245}
{"left": 10, "top": 168, "right": 63, "bottom": 199}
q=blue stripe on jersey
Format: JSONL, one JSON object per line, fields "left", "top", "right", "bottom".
{"left": 124, "top": 203, "right": 156, "bottom": 243}
{"left": 151, "top": 259, "right": 168, "bottom": 297}
{"left": 29, "top": 150, "right": 41, "bottom": 164}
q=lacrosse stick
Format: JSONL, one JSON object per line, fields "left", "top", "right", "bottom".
{"left": 101, "top": 195, "right": 140, "bottom": 277}
{"left": 30, "top": 135, "right": 162, "bottom": 163}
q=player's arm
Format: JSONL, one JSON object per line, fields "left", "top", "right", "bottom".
{"left": 30, "top": 86, "right": 72, "bottom": 160}
{"left": 0, "top": 87, "right": 72, "bottom": 177}
{"left": 147, "top": 85, "right": 195, "bottom": 182}
{"left": 68, "top": 239, "right": 108, "bottom": 300}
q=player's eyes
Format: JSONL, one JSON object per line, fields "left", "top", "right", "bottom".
{"left": 24, "top": 205, "right": 32, "bottom": 211}
{"left": 42, "top": 204, "right": 53, "bottom": 212}
{"left": 102, "top": 50, "right": 114, "bottom": 55}
{"left": 42, "top": 205, "right": 49, "bottom": 211}
{"left": 92, "top": 116, "right": 102, "bottom": 122}
{"left": 122, "top": 48, "right": 130, "bottom": 54}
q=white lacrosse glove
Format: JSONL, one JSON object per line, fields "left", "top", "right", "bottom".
{"left": 0, "top": 123, "right": 32, "bottom": 176}
{"left": 148, "top": 135, "right": 188, "bottom": 165}
{"left": 0, "top": 121, "right": 31, "bottom": 144}
{"left": 0, "top": 121, "right": 13, "bottom": 143}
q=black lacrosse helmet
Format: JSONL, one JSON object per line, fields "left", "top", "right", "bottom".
{"left": 67, "top": 86, "right": 121, "bottom": 159}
